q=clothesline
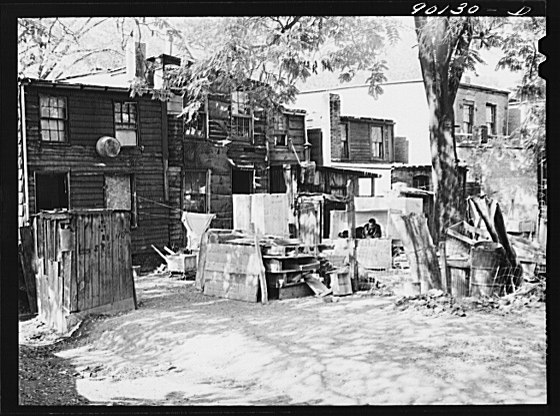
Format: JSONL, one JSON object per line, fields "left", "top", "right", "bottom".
{"left": 137, "top": 195, "right": 183, "bottom": 213}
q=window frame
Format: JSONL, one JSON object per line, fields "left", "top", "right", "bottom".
{"left": 369, "top": 124, "right": 384, "bottom": 159}
{"left": 340, "top": 123, "right": 349, "bottom": 160}
{"left": 39, "top": 94, "right": 68, "bottom": 143}
{"left": 463, "top": 101, "right": 474, "bottom": 134}
{"left": 184, "top": 95, "right": 208, "bottom": 139}
{"left": 34, "top": 170, "right": 70, "bottom": 212}
{"left": 486, "top": 103, "right": 497, "bottom": 135}
{"left": 272, "top": 112, "right": 289, "bottom": 147}
{"left": 113, "top": 100, "right": 139, "bottom": 147}
{"left": 183, "top": 169, "right": 211, "bottom": 214}
{"left": 231, "top": 91, "right": 254, "bottom": 142}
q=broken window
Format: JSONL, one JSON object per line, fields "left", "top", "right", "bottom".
{"left": 486, "top": 103, "right": 497, "bottom": 135}
{"left": 184, "top": 170, "right": 210, "bottom": 213}
{"left": 272, "top": 112, "right": 288, "bottom": 146}
{"left": 463, "top": 101, "right": 474, "bottom": 134}
{"left": 370, "top": 125, "right": 383, "bottom": 159}
{"left": 413, "top": 174, "right": 430, "bottom": 190}
{"left": 184, "top": 96, "right": 207, "bottom": 138}
{"left": 104, "top": 174, "right": 137, "bottom": 227}
{"left": 35, "top": 172, "right": 69, "bottom": 211}
{"left": 231, "top": 91, "right": 253, "bottom": 141}
{"left": 40, "top": 95, "right": 67, "bottom": 142}
{"left": 114, "top": 101, "right": 138, "bottom": 146}
{"left": 340, "top": 123, "right": 349, "bottom": 159}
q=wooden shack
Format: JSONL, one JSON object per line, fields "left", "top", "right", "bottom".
{"left": 33, "top": 209, "right": 136, "bottom": 332}
{"left": 18, "top": 78, "right": 171, "bottom": 260}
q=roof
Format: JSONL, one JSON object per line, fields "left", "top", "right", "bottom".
{"left": 19, "top": 77, "right": 131, "bottom": 93}
{"left": 299, "top": 79, "right": 511, "bottom": 96}
{"left": 54, "top": 67, "right": 130, "bottom": 89}
{"left": 340, "top": 115, "right": 394, "bottom": 125}
{"left": 318, "top": 165, "right": 380, "bottom": 178}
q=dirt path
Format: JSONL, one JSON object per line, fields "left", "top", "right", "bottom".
{"left": 19, "top": 272, "right": 547, "bottom": 405}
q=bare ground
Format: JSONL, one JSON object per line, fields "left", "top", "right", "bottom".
{"left": 19, "top": 271, "right": 547, "bottom": 406}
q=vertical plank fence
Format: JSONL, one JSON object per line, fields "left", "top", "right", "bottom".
{"left": 33, "top": 209, "right": 136, "bottom": 332}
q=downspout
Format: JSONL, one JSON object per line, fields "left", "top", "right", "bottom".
{"left": 20, "top": 83, "right": 30, "bottom": 225}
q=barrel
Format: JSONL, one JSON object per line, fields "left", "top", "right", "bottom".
{"left": 447, "top": 256, "right": 470, "bottom": 298}
{"left": 96, "top": 136, "right": 121, "bottom": 158}
{"left": 470, "top": 241, "right": 506, "bottom": 297}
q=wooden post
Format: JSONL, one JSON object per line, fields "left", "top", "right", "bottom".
{"left": 19, "top": 226, "right": 38, "bottom": 314}
{"left": 346, "top": 178, "right": 358, "bottom": 293}
{"left": 438, "top": 241, "right": 449, "bottom": 294}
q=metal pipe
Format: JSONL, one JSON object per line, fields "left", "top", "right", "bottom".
{"left": 20, "top": 83, "right": 30, "bottom": 225}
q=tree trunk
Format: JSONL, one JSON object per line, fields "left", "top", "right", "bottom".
{"left": 415, "top": 17, "right": 465, "bottom": 243}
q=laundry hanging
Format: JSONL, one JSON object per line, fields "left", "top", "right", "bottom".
{"left": 181, "top": 212, "right": 215, "bottom": 249}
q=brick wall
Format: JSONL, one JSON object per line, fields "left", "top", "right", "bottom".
{"left": 329, "top": 94, "right": 341, "bottom": 160}
{"left": 454, "top": 86, "right": 509, "bottom": 136}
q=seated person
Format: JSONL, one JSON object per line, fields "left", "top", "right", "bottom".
{"left": 366, "top": 218, "right": 382, "bottom": 238}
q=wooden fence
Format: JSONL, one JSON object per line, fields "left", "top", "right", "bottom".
{"left": 34, "top": 209, "right": 136, "bottom": 332}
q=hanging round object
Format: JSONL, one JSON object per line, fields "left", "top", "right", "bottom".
{"left": 96, "top": 136, "right": 121, "bottom": 158}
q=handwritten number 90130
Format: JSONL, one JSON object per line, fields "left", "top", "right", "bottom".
{"left": 412, "top": 2, "right": 480, "bottom": 15}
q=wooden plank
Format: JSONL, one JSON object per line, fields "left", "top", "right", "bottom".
{"left": 347, "top": 179, "right": 358, "bottom": 292}
{"left": 19, "top": 226, "right": 38, "bottom": 313}
{"left": 70, "top": 216, "right": 78, "bottom": 312}
{"left": 195, "top": 230, "right": 209, "bottom": 291}
{"left": 255, "top": 234, "right": 268, "bottom": 304}
{"left": 391, "top": 212, "right": 442, "bottom": 292}
{"left": 110, "top": 212, "right": 119, "bottom": 304}
{"left": 61, "top": 250, "right": 72, "bottom": 312}
{"left": 91, "top": 215, "right": 100, "bottom": 308}
{"left": 77, "top": 214, "right": 86, "bottom": 311}
{"left": 122, "top": 213, "right": 134, "bottom": 302}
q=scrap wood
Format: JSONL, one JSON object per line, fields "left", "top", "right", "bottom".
{"left": 151, "top": 245, "right": 168, "bottom": 261}
{"left": 164, "top": 246, "right": 176, "bottom": 255}
{"left": 304, "top": 274, "right": 332, "bottom": 297}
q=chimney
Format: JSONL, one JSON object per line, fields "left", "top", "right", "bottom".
{"left": 166, "top": 31, "right": 174, "bottom": 56}
{"left": 126, "top": 39, "right": 147, "bottom": 80}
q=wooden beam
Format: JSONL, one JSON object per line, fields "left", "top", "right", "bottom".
{"left": 346, "top": 178, "right": 358, "bottom": 292}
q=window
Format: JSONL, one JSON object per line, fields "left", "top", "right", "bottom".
{"left": 231, "top": 91, "right": 253, "bottom": 140}
{"left": 370, "top": 125, "right": 383, "bottom": 159}
{"left": 184, "top": 170, "right": 209, "bottom": 213}
{"left": 413, "top": 175, "right": 430, "bottom": 190}
{"left": 40, "top": 95, "right": 67, "bottom": 142}
{"left": 184, "top": 112, "right": 206, "bottom": 137}
{"left": 105, "top": 174, "right": 137, "bottom": 227}
{"left": 184, "top": 96, "right": 207, "bottom": 138}
{"left": 486, "top": 103, "right": 497, "bottom": 135}
{"left": 358, "top": 177, "right": 374, "bottom": 197}
{"left": 35, "top": 172, "right": 69, "bottom": 211}
{"left": 114, "top": 102, "right": 138, "bottom": 146}
{"left": 269, "top": 165, "right": 287, "bottom": 193}
{"left": 272, "top": 112, "right": 288, "bottom": 146}
{"left": 232, "top": 169, "right": 253, "bottom": 194}
{"left": 463, "top": 101, "right": 474, "bottom": 134}
{"left": 340, "top": 123, "right": 349, "bottom": 159}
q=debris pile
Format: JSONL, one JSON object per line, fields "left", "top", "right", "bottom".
{"left": 394, "top": 289, "right": 467, "bottom": 317}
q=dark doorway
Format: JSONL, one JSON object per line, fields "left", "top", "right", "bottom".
{"left": 232, "top": 169, "right": 253, "bottom": 194}
{"left": 308, "top": 128, "right": 323, "bottom": 165}
{"left": 269, "top": 165, "right": 287, "bottom": 194}
{"left": 35, "top": 172, "right": 69, "bottom": 211}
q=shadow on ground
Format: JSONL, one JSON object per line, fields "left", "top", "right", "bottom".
{"left": 22, "top": 273, "right": 546, "bottom": 406}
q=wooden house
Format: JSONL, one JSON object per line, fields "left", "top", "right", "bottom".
{"left": 17, "top": 77, "right": 171, "bottom": 260}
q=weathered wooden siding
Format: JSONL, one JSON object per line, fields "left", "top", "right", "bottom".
{"left": 23, "top": 84, "right": 169, "bottom": 255}
{"left": 268, "top": 113, "right": 306, "bottom": 166}
{"left": 346, "top": 120, "right": 395, "bottom": 163}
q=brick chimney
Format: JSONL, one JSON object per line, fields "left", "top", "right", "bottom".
{"left": 329, "top": 94, "right": 342, "bottom": 160}
{"left": 126, "top": 39, "right": 147, "bottom": 80}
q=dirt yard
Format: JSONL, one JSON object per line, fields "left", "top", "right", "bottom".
{"left": 19, "top": 271, "right": 547, "bottom": 406}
